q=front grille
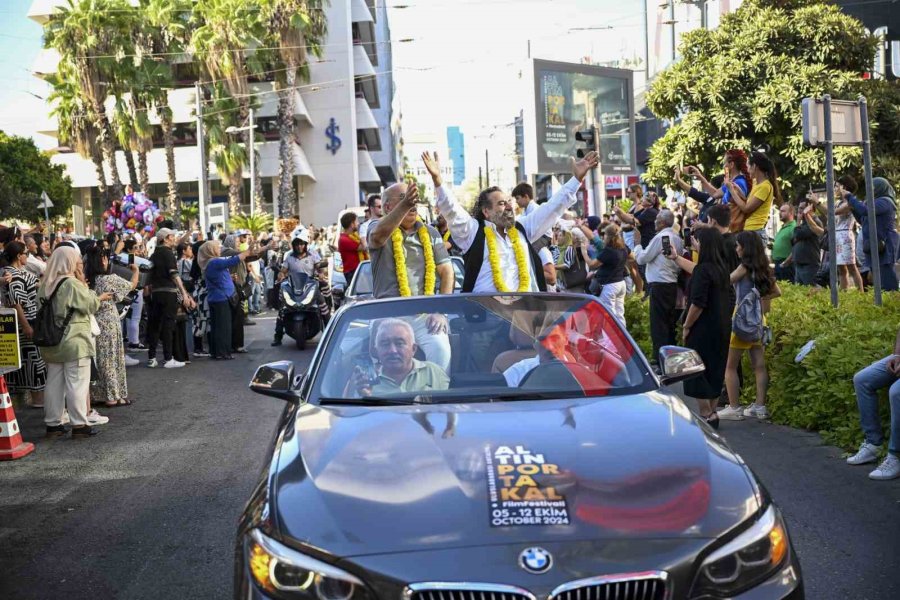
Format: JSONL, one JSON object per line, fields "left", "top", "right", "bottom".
{"left": 406, "top": 584, "right": 535, "bottom": 600}
{"left": 550, "top": 574, "right": 668, "bottom": 600}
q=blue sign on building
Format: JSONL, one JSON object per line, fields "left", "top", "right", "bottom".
{"left": 326, "top": 118, "right": 342, "bottom": 155}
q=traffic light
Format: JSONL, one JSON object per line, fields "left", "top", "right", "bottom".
{"left": 575, "top": 127, "right": 597, "bottom": 158}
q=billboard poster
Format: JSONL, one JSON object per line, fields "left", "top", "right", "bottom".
{"left": 532, "top": 59, "right": 636, "bottom": 174}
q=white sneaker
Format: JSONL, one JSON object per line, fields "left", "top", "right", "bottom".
{"left": 163, "top": 358, "right": 185, "bottom": 369}
{"left": 718, "top": 405, "right": 745, "bottom": 421}
{"left": 868, "top": 454, "right": 900, "bottom": 480}
{"left": 124, "top": 355, "right": 140, "bottom": 367}
{"left": 847, "top": 442, "right": 881, "bottom": 465}
{"left": 87, "top": 409, "right": 109, "bottom": 426}
{"left": 147, "top": 358, "right": 159, "bottom": 368}
{"left": 61, "top": 411, "right": 70, "bottom": 425}
{"left": 743, "top": 404, "right": 769, "bottom": 419}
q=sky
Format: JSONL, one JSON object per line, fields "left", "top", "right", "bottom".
{"left": 0, "top": 0, "right": 648, "bottom": 183}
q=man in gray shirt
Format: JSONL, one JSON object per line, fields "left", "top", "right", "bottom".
{"left": 368, "top": 182, "right": 455, "bottom": 371}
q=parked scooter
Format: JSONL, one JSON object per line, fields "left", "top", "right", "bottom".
{"left": 278, "top": 272, "right": 323, "bottom": 350}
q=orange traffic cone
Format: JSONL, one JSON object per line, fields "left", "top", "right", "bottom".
{"left": 0, "top": 375, "right": 35, "bottom": 461}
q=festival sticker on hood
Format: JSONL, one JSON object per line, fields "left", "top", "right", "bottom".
{"left": 485, "top": 444, "right": 570, "bottom": 527}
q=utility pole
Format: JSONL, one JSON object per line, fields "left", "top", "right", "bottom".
{"left": 195, "top": 81, "right": 208, "bottom": 235}
{"left": 249, "top": 107, "right": 256, "bottom": 216}
{"left": 822, "top": 95, "right": 839, "bottom": 308}
{"left": 478, "top": 167, "right": 483, "bottom": 189}
{"left": 485, "top": 149, "right": 490, "bottom": 187}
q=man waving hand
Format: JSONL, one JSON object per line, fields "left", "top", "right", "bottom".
{"left": 426, "top": 150, "right": 599, "bottom": 293}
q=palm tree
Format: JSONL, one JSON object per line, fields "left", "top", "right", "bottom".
{"left": 46, "top": 65, "right": 109, "bottom": 201}
{"left": 143, "top": 0, "right": 193, "bottom": 215}
{"left": 44, "top": 0, "right": 132, "bottom": 200}
{"left": 112, "top": 98, "right": 139, "bottom": 187}
{"left": 192, "top": 0, "right": 268, "bottom": 215}
{"left": 262, "top": 0, "right": 328, "bottom": 218}
{"left": 229, "top": 211, "right": 273, "bottom": 236}
{"left": 205, "top": 88, "right": 246, "bottom": 214}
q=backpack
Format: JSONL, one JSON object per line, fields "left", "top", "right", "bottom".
{"left": 33, "top": 279, "right": 74, "bottom": 347}
{"left": 733, "top": 286, "right": 764, "bottom": 343}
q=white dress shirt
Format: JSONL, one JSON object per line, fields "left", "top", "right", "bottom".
{"left": 435, "top": 177, "right": 581, "bottom": 293}
{"left": 25, "top": 254, "right": 46, "bottom": 277}
{"left": 633, "top": 226, "right": 682, "bottom": 284}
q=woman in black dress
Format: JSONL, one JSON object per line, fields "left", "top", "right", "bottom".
{"left": 666, "top": 227, "right": 730, "bottom": 429}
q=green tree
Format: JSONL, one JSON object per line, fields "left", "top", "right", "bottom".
{"left": 643, "top": 0, "right": 895, "bottom": 193}
{"left": 192, "top": 0, "right": 268, "bottom": 215}
{"left": 0, "top": 132, "right": 73, "bottom": 223}
{"left": 44, "top": 0, "right": 134, "bottom": 200}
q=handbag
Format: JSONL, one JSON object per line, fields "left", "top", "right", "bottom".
{"left": 563, "top": 247, "right": 588, "bottom": 289}
{"left": 33, "top": 279, "right": 74, "bottom": 347}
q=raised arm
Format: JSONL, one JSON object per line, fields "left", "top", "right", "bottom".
{"left": 520, "top": 151, "right": 598, "bottom": 241}
{"left": 369, "top": 185, "right": 419, "bottom": 249}
{"left": 425, "top": 151, "right": 480, "bottom": 253}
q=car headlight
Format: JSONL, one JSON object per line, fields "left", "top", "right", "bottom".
{"left": 246, "top": 529, "right": 370, "bottom": 600}
{"left": 282, "top": 288, "right": 297, "bottom": 307}
{"left": 691, "top": 505, "right": 789, "bottom": 598}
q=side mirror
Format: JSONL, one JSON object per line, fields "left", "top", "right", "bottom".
{"left": 658, "top": 346, "right": 705, "bottom": 385}
{"left": 250, "top": 361, "right": 302, "bottom": 403}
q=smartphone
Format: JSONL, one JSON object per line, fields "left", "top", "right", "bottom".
{"left": 662, "top": 235, "right": 672, "bottom": 257}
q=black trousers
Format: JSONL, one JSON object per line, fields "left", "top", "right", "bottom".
{"left": 209, "top": 301, "right": 232, "bottom": 358}
{"left": 648, "top": 282, "right": 678, "bottom": 363}
{"left": 230, "top": 300, "right": 245, "bottom": 351}
{"left": 146, "top": 292, "right": 178, "bottom": 362}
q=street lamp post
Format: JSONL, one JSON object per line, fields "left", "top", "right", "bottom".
{"left": 226, "top": 108, "right": 258, "bottom": 215}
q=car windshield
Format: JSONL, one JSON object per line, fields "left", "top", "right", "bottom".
{"left": 350, "top": 258, "right": 465, "bottom": 297}
{"left": 310, "top": 294, "right": 655, "bottom": 404}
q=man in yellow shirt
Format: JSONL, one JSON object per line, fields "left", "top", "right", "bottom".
{"left": 728, "top": 151, "right": 782, "bottom": 242}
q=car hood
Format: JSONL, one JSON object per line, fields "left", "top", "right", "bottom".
{"left": 272, "top": 391, "right": 759, "bottom": 558}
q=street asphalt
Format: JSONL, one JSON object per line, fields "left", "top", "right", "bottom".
{"left": 1, "top": 309, "right": 898, "bottom": 599}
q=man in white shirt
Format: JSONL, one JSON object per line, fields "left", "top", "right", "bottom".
{"left": 425, "top": 150, "right": 598, "bottom": 293}
{"left": 358, "top": 193, "right": 383, "bottom": 242}
{"left": 633, "top": 209, "right": 683, "bottom": 364}
{"left": 23, "top": 235, "right": 46, "bottom": 277}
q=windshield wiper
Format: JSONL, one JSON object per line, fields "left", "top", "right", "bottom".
{"left": 318, "top": 396, "right": 419, "bottom": 406}
{"left": 483, "top": 391, "right": 571, "bottom": 402}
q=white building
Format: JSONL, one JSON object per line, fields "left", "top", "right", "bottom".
{"left": 27, "top": 0, "right": 402, "bottom": 233}
{"left": 402, "top": 133, "right": 455, "bottom": 188}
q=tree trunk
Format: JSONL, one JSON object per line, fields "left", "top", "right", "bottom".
{"left": 160, "top": 108, "right": 180, "bottom": 219}
{"left": 137, "top": 150, "right": 149, "bottom": 197}
{"left": 228, "top": 179, "right": 241, "bottom": 217}
{"left": 91, "top": 150, "right": 108, "bottom": 197}
{"left": 277, "top": 66, "right": 297, "bottom": 218}
{"left": 96, "top": 104, "right": 124, "bottom": 200}
{"left": 123, "top": 146, "right": 138, "bottom": 190}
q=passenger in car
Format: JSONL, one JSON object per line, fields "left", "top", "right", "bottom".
{"left": 350, "top": 319, "right": 449, "bottom": 397}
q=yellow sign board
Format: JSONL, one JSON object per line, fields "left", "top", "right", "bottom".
{"left": 0, "top": 309, "right": 21, "bottom": 376}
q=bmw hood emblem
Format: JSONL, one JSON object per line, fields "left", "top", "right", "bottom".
{"left": 519, "top": 547, "right": 553, "bottom": 574}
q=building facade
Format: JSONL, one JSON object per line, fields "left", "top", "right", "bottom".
{"left": 446, "top": 126, "right": 465, "bottom": 186}
{"left": 28, "top": 0, "right": 402, "bottom": 234}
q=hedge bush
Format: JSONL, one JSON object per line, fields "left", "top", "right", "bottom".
{"left": 623, "top": 284, "right": 898, "bottom": 450}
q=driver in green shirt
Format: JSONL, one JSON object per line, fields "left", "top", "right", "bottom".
{"left": 351, "top": 318, "right": 449, "bottom": 397}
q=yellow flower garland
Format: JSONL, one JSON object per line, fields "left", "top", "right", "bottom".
{"left": 484, "top": 225, "right": 531, "bottom": 293}
{"left": 391, "top": 221, "right": 436, "bottom": 297}
{"left": 349, "top": 231, "right": 368, "bottom": 262}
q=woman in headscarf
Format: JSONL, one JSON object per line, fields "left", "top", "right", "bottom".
{"left": 843, "top": 176, "right": 900, "bottom": 292}
{"left": 198, "top": 241, "right": 251, "bottom": 359}
{"left": 221, "top": 233, "right": 249, "bottom": 353}
{"left": 38, "top": 246, "right": 113, "bottom": 438}
{"left": 83, "top": 244, "right": 139, "bottom": 407}
{"left": 189, "top": 239, "right": 211, "bottom": 357}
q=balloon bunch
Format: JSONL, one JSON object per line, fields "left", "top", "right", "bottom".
{"left": 102, "top": 191, "right": 163, "bottom": 235}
